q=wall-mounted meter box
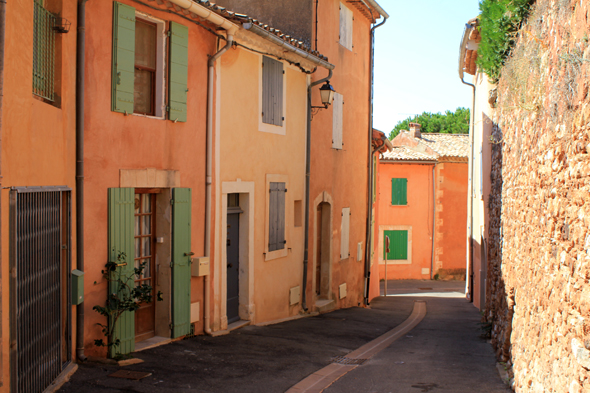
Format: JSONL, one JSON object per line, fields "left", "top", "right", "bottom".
{"left": 191, "top": 257, "right": 210, "bottom": 277}
{"left": 71, "top": 269, "right": 85, "bottom": 305}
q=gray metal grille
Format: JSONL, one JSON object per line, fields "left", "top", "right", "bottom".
{"left": 331, "top": 356, "right": 368, "bottom": 365}
{"left": 10, "top": 187, "right": 71, "bottom": 393}
{"left": 33, "top": 0, "right": 56, "bottom": 101}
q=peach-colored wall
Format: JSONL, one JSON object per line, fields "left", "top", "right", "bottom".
{"left": 306, "top": 0, "right": 372, "bottom": 309}
{"left": 368, "top": 153, "right": 381, "bottom": 301}
{"left": 377, "top": 162, "right": 435, "bottom": 280}
{"left": 1, "top": 0, "right": 79, "bottom": 388}
{"left": 82, "top": 0, "right": 215, "bottom": 356}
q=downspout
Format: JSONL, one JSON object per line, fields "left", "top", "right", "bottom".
{"left": 204, "top": 35, "right": 233, "bottom": 335}
{"left": 0, "top": 0, "right": 5, "bottom": 341}
{"left": 76, "top": 0, "right": 89, "bottom": 362}
{"left": 430, "top": 163, "right": 436, "bottom": 279}
{"left": 363, "top": 15, "right": 387, "bottom": 306}
{"left": 302, "top": 68, "right": 333, "bottom": 311}
{"left": 459, "top": 23, "right": 476, "bottom": 302}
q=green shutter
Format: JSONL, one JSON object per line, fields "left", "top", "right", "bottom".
{"left": 384, "top": 230, "right": 408, "bottom": 260}
{"left": 112, "top": 2, "right": 135, "bottom": 114}
{"left": 107, "top": 188, "right": 135, "bottom": 357}
{"left": 169, "top": 22, "right": 189, "bottom": 122}
{"left": 172, "top": 188, "right": 192, "bottom": 338}
{"left": 391, "top": 178, "right": 407, "bottom": 205}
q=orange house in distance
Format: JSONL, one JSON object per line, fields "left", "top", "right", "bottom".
{"left": 376, "top": 123, "right": 469, "bottom": 281}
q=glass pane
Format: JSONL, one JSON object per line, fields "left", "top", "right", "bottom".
{"left": 135, "top": 19, "right": 157, "bottom": 69}
{"left": 135, "top": 215, "right": 140, "bottom": 236}
{"left": 142, "top": 194, "right": 152, "bottom": 213}
{"left": 142, "top": 215, "right": 151, "bottom": 235}
{"left": 143, "top": 237, "right": 151, "bottom": 257}
{"left": 135, "top": 238, "right": 140, "bottom": 259}
{"left": 135, "top": 195, "right": 140, "bottom": 213}
{"left": 143, "top": 258, "right": 151, "bottom": 278}
{"left": 134, "top": 69, "right": 154, "bottom": 115}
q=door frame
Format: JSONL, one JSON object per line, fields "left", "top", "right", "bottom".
{"left": 312, "top": 191, "right": 333, "bottom": 301}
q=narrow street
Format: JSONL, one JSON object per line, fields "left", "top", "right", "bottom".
{"left": 59, "top": 281, "right": 508, "bottom": 393}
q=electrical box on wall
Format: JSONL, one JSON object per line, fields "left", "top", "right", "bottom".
{"left": 339, "top": 283, "right": 347, "bottom": 299}
{"left": 289, "top": 286, "right": 300, "bottom": 306}
{"left": 71, "top": 269, "right": 84, "bottom": 305}
{"left": 191, "top": 257, "right": 210, "bottom": 276}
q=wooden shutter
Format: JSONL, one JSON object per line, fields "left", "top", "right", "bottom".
{"left": 107, "top": 188, "right": 135, "bottom": 357}
{"left": 384, "top": 230, "right": 408, "bottom": 260}
{"left": 268, "top": 182, "right": 286, "bottom": 251}
{"left": 340, "top": 207, "right": 350, "bottom": 259}
{"left": 262, "top": 56, "right": 284, "bottom": 126}
{"left": 169, "top": 22, "right": 189, "bottom": 122}
{"left": 391, "top": 178, "right": 407, "bottom": 205}
{"left": 172, "top": 188, "right": 192, "bottom": 338}
{"left": 112, "top": 2, "right": 135, "bottom": 114}
{"left": 332, "top": 92, "right": 343, "bottom": 149}
{"left": 339, "top": 2, "right": 353, "bottom": 50}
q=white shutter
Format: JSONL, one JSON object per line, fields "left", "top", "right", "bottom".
{"left": 339, "top": 2, "right": 353, "bottom": 50}
{"left": 332, "top": 92, "right": 343, "bottom": 150}
{"left": 341, "top": 207, "right": 350, "bottom": 259}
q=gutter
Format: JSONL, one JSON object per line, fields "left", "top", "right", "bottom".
{"left": 459, "top": 23, "right": 476, "bottom": 302}
{"left": 430, "top": 163, "right": 437, "bottom": 279}
{"left": 166, "top": 0, "right": 239, "bottom": 35}
{"left": 363, "top": 15, "right": 387, "bottom": 306}
{"left": 0, "top": 1, "right": 5, "bottom": 357}
{"left": 76, "top": 0, "right": 89, "bottom": 362}
{"left": 364, "top": 0, "right": 389, "bottom": 19}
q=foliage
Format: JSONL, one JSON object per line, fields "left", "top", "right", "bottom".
{"left": 389, "top": 108, "right": 470, "bottom": 139}
{"left": 477, "top": 0, "right": 535, "bottom": 81}
{"left": 93, "top": 252, "right": 163, "bottom": 357}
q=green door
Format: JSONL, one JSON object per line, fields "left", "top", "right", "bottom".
{"left": 171, "top": 188, "right": 192, "bottom": 338}
{"left": 107, "top": 188, "right": 136, "bottom": 357}
{"left": 384, "top": 230, "right": 408, "bottom": 260}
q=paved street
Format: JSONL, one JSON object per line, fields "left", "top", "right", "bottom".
{"left": 59, "top": 280, "right": 509, "bottom": 393}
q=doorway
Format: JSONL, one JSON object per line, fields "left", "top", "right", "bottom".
{"left": 226, "top": 193, "right": 242, "bottom": 324}
{"left": 316, "top": 202, "right": 331, "bottom": 299}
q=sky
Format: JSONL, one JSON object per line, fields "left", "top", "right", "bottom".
{"left": 372, "top": 0, "right": 481, "bottom": 134}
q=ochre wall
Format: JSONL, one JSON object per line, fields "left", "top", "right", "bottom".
{"left": 82, "top": 0, "right": 215, "bottom": 356}
{"left": 306, "top": 0, "right": 372, "bottom": 310}
{"left": 1, "top": 0, "right": 79, "bottom": 388}
{"left": 376, "top": 162, "right": 435, "bottom": 280}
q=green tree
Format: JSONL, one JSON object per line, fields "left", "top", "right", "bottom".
{"left": 389, "top": 107, "right": 470, "bottom": 139}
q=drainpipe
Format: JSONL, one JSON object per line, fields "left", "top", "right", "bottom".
{"left": 302, "top": 68, "right": 333, "bottom": 311}
{"left": 204, "top": 35, "right": 233, "bottom": 335}
{"left": 76, "top": 0, "right": 89, "bottom": 362}
{"left": 363, "top": 15, "right": 387, "bottom": 306}
{"left": 459, "top": 23, "right": 476, "bottom": 302}
{"left": 430, "top": 163, "right": 436, "bottom": 279}
{"left": 0, "top": 0, "right": 5, "bottom": 330}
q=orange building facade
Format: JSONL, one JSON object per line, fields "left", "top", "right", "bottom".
{"left": 375, "top": 124, "right": 469, "bottom": 282}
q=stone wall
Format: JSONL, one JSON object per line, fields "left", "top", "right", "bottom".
{"left": 485, "top": 0, "right": 590, "bottom": 391}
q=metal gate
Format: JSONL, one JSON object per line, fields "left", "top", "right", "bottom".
{"left": 9, "top": 187, "right": 71, "bottom": 393}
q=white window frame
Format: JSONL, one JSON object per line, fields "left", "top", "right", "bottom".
{"left": 339, "top": 2, "right": 353, "bottom": 51}
{"left": 259, "top": 55, "right": 287, "bottom": 135}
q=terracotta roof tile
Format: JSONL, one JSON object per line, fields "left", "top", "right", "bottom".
{"left": 382, "top": 146, "right": 437, "bottom": 161}
{"left": 414, "top": 133, "right": 469, "bottom": 159}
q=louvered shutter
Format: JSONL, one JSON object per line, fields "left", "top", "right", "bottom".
{"left": 391, "top": 178, "right": 407, "bottom": 205}
{"left": 339, "top": 2, "right": 353, "bottom": 50}
{"left": 112, "top": 2, "right": 135, "bottom": 114}
{"left": 169, "top": 22, "right": 189, "bottom": 122}
{"left": 340, "top": 208, "right": 350, "bottom": 259}
{"left": 107, "top": 188, "right": 135, "bottom": 357}
{"left": 332, "top": 92, "right": 343, "bottom": 149}
{"left": 262, "top": 56, "right": 284, "bottom": 126}
{"left": 268, "top": 182, "right": 286, "bottom": 251}
{"left": 384, "top": 230, "right": 408, "bottom": 260}
{"left": 172, "top": 188, "right": 192, "bottom": 338}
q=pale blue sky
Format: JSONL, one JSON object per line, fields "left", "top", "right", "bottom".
{"left": 372, "top": 0, "right": 480, "bottom": 134}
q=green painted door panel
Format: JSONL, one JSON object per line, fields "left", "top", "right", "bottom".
{"left": 172, "top": 188, "right": 192, "bottom": 338}
{"left": 168, "top": 22, "right": 189, "bottom": 122}
{"left": 112, "top": 2, "right": 135, "bottom": 114}
{"left": 384, "top": 230, "right": 408, "bottom": 260}
{"left": 108, "top": 188, "right": 135, "bottom": 357}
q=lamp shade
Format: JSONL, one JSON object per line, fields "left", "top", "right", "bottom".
{"left": 319, "top": 81, "right": 335, "bottom": 105}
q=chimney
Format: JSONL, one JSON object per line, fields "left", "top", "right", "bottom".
{"left": 409, "top": 122, "right": 421, "bottom": 139}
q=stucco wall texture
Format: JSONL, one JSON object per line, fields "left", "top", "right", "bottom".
{"left": 82, "top": 0, "right": 216, "bottom": 356}
{"left": 1, "top": 0, "right": 79, "bottom": 387}
{"left": 484, "top": 0, "right": 590, "bottom": 390}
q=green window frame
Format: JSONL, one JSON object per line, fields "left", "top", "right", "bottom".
{"left": 391, "top": 178, "right": 407, "bottom": 206}
{"left": 33, "top": 0, "right": 57, "bottom": 101}
{"left": 383, "top": 230, "right": 408, "bottom": 260}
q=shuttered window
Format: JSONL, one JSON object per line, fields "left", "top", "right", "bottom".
{"left": 332, "top": 92, "right": 343, "bottom": 149}
{"left": 262, "top": 56, "right": 284, "bottom": 126}
{"left": 33, "top": 0, "right": 57, "bottom": 101}
{"left": 268, "top": 182, "right": 286, "bottom": 251}
{"left": 384, "top": 230, "right": 408, "bottom": 260}
{"left": 391, "top": 178, "right": 407, "bottom": 205}
{"left": 339, "top": 2, "right": 353, "bottom": 50}
{"left": 340, "top": 208, "right": 351, "bottom": 259}
{"left": 111, "top": 3, "right": 188, "bottom": 121}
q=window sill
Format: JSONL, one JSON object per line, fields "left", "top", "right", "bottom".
{"left": 132, "top": 112, "right": 166, "bottom": 120}
{"left": 265, "top": 248, "right": 288, "bottom": 261}
{"left": 380, "top": 260, "right": 411, "bottom": 265}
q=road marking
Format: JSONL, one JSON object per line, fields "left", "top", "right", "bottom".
{"left": 286, "top": 300, "right": 427, "bottom": 393}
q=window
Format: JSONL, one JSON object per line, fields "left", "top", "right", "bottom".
{"left": 268, "top": 182, "right": 286, "bottom": 251}
{"left": 391, "top": 178, "right": 407, "bottom": 205}
{"left": 340, "top": 207, "right": 350, "bottom": 259}
{"left": 384, "top": 230, "right": 408, "bottom": 260}
{"left": 339, "top": 2, "right": 353, "bottom": 50}
{"left": 332, "top": 92, "right": 343, "bottom": 149}
{"left": 112, "top": 2, "right": 188, "bottom": 121}
{"left": 262, "top": 56, "right": 284, "bottom": 126}
{"left": 33, "top": 0, "right": 57, "bottom": 101}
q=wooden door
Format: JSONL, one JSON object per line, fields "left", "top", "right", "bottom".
{"left": 226, "top": 212, "right": 240, "bottom": 323}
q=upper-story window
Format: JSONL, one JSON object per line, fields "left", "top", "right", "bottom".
{"left": 111, "top": 2, "right": 188, "bottom": 122}
{"left": 391, "top": 178, "right": 408, "bottom": 205}
{"left": 262, "top": 56, "right": 284, "bottom": 127}
{"left": 33, "top": 0, "right": 57, "bottom": 102}
{"left": 339, "top": 2, "right": 353, "bottom": 51}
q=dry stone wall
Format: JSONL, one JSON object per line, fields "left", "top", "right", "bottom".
{"left": 485, "top": 0, "right": 590, "bottom": 391}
